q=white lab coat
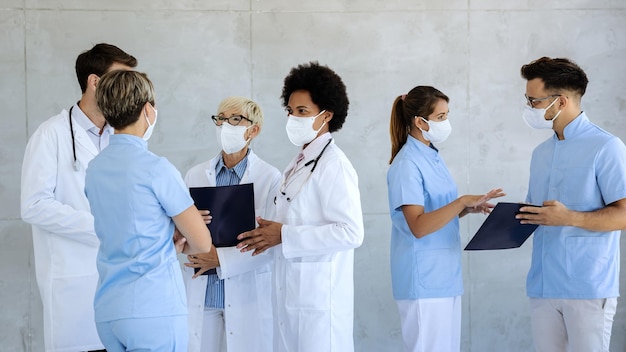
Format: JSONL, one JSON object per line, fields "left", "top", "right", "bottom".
{"left": 182, "top": 150, "right": 281, "bottom": 352}
{"left": 20, "top": 108, "right": 104, "bottom": 352}
{"left": 272, "top": 136, "right": 364, "bottom": 352}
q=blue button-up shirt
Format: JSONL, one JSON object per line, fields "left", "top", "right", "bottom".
{"left": 387, "top": 135, "right": 463, "bottom": 299}
{"left": 205, "top": 152, "right": 249, "bottom": 309}
{"left": 526, "top": 112, "right": 626, "bottom": 299}
{"left": 85, "top": 134, "right": 193, "bottom": 322}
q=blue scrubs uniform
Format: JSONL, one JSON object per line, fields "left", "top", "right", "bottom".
{"left": 85, "top": 134, "right": 193, "bottom": 351}
{"left": 526, "top": 113, "right": 626, "bottom": 299}
{"left": 387, "top": 135, "right": 463, "bottom": 300}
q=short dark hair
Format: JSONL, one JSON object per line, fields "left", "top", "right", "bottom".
{"left": 96, "top": 70, "right": 155, "bottom": 130}
{"left": 281, "top": 62, "right": 349, "bottom": 132}
{"left": 520, "top": 57, "right": 588, "bottom": 98}
{"left": 75, "top": 43, "right": 137, "bottom": 93}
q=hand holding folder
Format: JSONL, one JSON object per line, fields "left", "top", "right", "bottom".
{"left": 189, "top": 183, "right": 256, "bottom": 274}
{"left": 464, "top": 202, "right": 540, "bottom": 250}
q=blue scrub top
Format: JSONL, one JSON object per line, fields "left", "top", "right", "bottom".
{"left": 387, "top": 135, "right": 463, "bottom": 300}
{"left": 526, "top": 112, "right": 626, "bottom": 299}
{"left": 85, "top": 134, "right": 194, "bottom": 322}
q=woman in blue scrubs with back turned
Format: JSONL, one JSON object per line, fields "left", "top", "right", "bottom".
{"left": 85, "top": 70, "right": 212, "bottom": 351}
{"left": 386, "top": 86, "right": 504, "bottom": 352}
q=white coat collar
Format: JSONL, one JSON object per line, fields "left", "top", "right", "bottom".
{"left": 66, "top": 104, "right": 99, "bottom": 156}
{"left": 301, "top": 132, "right": 332, "bottom": 163}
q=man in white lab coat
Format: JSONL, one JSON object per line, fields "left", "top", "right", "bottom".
{"left": 182, "top": 96, "right": 281, "bottom": 352}
{"left": 236, "top": 62, "right": 364, "bottom": 352}
{"left": 20, "top": 43, "right": 136, "bottom": 352}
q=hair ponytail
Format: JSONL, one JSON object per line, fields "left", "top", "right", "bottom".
{"left": 389, "top": 96, "right": 409, "bottom": 164}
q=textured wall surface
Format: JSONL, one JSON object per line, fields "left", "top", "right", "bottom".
{"left": 1, "top": 0, "right": 625, "bottom": 351}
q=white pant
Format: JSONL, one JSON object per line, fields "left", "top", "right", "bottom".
{"left": 396, "top": 296, "right": 461, "bottom": 352}
{"left": 530, "top": 297, "right": 617, "bottom": 352}
{"left": 201, "top": 308, "right": 227, "bottom": 352}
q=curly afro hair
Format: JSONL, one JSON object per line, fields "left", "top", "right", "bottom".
{"left": 281, "top": 61, "right": 349, "bottom": 132}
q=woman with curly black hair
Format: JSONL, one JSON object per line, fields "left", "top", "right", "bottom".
{"left": 237, "top": 62, "right": 365, "bottom": 352}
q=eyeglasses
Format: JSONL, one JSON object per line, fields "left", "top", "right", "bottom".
{"left": 525, "top": 94, "right": 561, "bottom": 108}
{"left": 211, "top": 115, "right": 253, "bottom": 126}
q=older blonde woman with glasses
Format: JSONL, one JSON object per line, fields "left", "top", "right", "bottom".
{"left": 183, "top": 96, "right": 281, "bottom": 352}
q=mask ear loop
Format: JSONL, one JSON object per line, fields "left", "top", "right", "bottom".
{"left": 313, "top": 110, "right": 328, "bottom": 134}
{"left": 546, "top": 96, "right": 562, "bottom": 122}
{"left": 415, "top": 116, "right": 429, "bottom": 132}
{"left": 244, "top": 124, "right": 257, "bottom": 144}
{"left": 314, "top": 120, "right": 327, "bottom": 134}
{"left": 143, "top": 108, "right": 151, "bottom": 134}
{"left": 546, "top": 96, "right": 559, "bottom": 110}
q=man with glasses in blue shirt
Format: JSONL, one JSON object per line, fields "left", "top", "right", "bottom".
{"left": 517, "top": 56, "right": 626, "bottom": 352}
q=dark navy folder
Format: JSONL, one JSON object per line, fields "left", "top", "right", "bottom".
{"left": 189, "top": 183, "right": 256, "bottom": 274}
{"left": 464, "top": 202, "right": 539, "bottom": 250}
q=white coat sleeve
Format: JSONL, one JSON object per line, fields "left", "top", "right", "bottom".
{"left": 20, "top": 126, "right": 98, "bottom": 246}
{"left": 216, "top": 168, "right": 281, "bottom": 279}
{"left": 183, "top": 168, "right": 193, "bottom": 186}
{"left": 281, "top": 157, "right": 364, "bottom": 259}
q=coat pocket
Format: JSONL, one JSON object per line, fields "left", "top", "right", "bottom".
{"left": 285, "top": 262, "right": 331, "bottom": 310}
{"left": 566, "top": 236, "right": 611, "bottom": 282}
{"left": 50, "top": 274, "right": 100, "bottom": 349}
{"left": 416, "top": 248, "right": 459, "bottom": 289}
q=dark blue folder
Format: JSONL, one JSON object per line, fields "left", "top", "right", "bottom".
{"left": 464, "top": 202, "right": 539, "bottom": 250}
{"left": 189, "top": 183, "right": 256, "bottom": 274}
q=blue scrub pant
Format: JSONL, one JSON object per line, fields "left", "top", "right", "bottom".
{"left": 96, "top": 315, "right": 188, "bottom": 352}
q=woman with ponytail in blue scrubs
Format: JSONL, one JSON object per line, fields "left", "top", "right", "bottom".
{"left": 387, "top": 86, "right": 504, "bottom": 352}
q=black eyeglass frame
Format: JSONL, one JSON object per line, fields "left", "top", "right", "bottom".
{"left": 210, "top": 114, "right": 253, "bottom": 126}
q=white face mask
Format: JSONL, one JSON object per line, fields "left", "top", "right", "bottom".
{"left": 419, "top": 117, "right": 452, "bottom": 143}
{"left": 522, "top": 97, "right": 561, "bottom": 129}
{"left": 215, "top": 123, "right": 252, "bottom": 154}
{"left": 285, "top": 110, "right": 326, "bottom": 146}
{"left": 143, "top": 105, "right": 158, "bottom": 141}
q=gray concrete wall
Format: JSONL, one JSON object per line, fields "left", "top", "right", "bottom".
{"left": 1, "top": 0, "right": 625, "bottom": 351}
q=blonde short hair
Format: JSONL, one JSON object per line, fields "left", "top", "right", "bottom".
{"left": 217, "top": 96, "right": 264, "bottom": 127}
{"left": 96, "top": 70, "right": 155, "bottom": 129}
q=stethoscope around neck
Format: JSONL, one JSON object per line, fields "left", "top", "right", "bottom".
{"left": 68, "top": 105, "right": 80, "bottom": 172}
{"left": 275, "top": 138, "right": 332, "bottom": 204}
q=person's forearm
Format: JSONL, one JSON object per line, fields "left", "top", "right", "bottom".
{"left": 173, "top": 205, "right": 212, "bottom": 253}
{"left": 406, "top": 199, "right": 465, "bottom": 238}
{"left": 569, "top": 203, "right": 626, "bottom": 232}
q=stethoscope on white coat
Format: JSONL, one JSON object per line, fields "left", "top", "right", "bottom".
{"left": 274, "top": 138, "right": 332, "bottom": 204}
{"left": 68, "top": 105, "right": 80, "bottom": 172}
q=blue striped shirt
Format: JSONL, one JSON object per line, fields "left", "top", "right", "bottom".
{"left": 205, "top": 152, "right": 249, "bottom": 309}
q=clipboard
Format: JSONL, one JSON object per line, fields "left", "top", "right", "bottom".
{"left": 464, "top": 202, "right": 539, "bottom": 250}
{"left": 189, "top": 183, "right": 256, "bottom": 274}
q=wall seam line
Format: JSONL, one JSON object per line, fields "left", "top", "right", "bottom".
{"left": 466, "top": 0, "right": 472, "bottom": 350}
